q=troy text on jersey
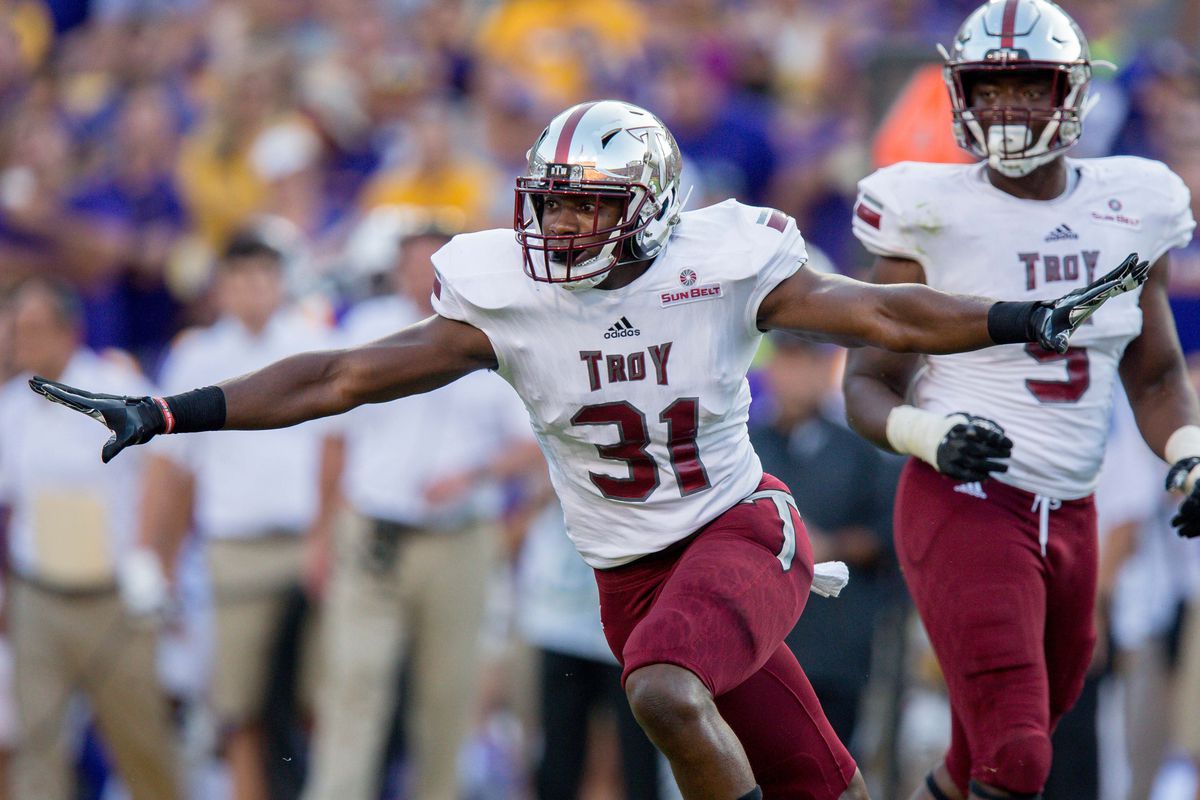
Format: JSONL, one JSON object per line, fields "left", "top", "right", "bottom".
{"left": 1019, "top": 250, "right": 1099, "bottom": 291}
{"left": 579, "top": 343, "right": 673, "bottom": 391}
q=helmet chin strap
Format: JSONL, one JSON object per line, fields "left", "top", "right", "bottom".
{"left": 558, "top": 236, "right": 622, "bottom": 291}
{"left": 987, "top": 147, "right": 1063, "bottom": 178}
{"left": 984, "top": 123, "right": 1062, "bottom": 178}
{"left": 560, "top": 267, "right": 611, "bottom": 291}
{"left": 988, "top": 151, "right": 1059, "bottom": 178}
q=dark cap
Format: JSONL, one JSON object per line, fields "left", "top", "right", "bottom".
{"left": 221, "top": 227, "right": 286, "bottom": 265}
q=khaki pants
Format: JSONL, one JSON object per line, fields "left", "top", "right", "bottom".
{"left": 1176, "top": 596, "right": 1200, "bottom": 757}
{"left": 206, "top": 535, "right": 309, "bottom": 724}
{"left": 304, "top": 511, "right": 496, "bottom": 800}
{"left": 10, "top": 579, "right": 180, "bottom": 800}
{"left": 1119, "top": 639, "right": 1172, "bottom": 800}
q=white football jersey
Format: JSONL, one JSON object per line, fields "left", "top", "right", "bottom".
{"left": 432, "top": 200, "right": 806, "bottom": 567}
{"left": 853, "top": 157, "right": 1195, "bottom": 499}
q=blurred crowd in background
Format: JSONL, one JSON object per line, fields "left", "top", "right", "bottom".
{"left": 1, "top": 0, "right": 1199, "bottom": 799}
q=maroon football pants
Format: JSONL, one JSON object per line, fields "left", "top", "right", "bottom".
{"left": 594, "top": 474, "right": 858, "bottom": 800}
{"left": 895, "top": 460, "right": 1097, "bottom": 796}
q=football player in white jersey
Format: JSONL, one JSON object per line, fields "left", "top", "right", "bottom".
{"left": 29, "top": 99, "right": 1145, "bottom": 800}
{"left": 842, "top": 2, "right": 1200, "bottom": 800}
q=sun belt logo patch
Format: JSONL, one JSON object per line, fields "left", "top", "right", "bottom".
{"left": 679, "top": 268, "right": 697, "bottom": 286}
{"left": 661, "top": 282, "right": 723, "bottom": 307}
{"left": 1090, "top": 206, "right": 1141, "bottom": 229}
{"left": 604, "top": 316, "right": 640, "bottom": 339}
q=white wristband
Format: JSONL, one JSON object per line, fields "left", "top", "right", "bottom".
{"left": 1165, "top": 425, "right": 1200, "bottom": 493}
{"left": 885, "top": 405, "right": 959, "bottom": 470}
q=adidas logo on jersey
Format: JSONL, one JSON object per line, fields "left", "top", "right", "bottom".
{"left": 604, "top": 317, "right": 640, "bottom": 339}
{"left": 953, "top": 481, "right": 988, "bottom": 500}
{"left": 1044, "top": 223, "right": 1079, "bottom": 242}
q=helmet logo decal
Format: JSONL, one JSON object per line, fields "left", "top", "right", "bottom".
{"left": 679, "top": 269, "right": 697, "bottom": 286}
{"left": 624, "top": 125, "right": 660, "bottom": 143}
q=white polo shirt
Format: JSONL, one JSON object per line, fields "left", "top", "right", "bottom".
{"left": 1097, "top": 393, "right": 1199, "bottom": 649}
{"left": 336, "top": 295, "right": 534, "bottom": 530}
{"left": 516, "top": 500, "right": 613, "bottom": 663}
{"left": 156, "top": 311, "right": 335, "bottom": 540}
{"left": 0, "top": 350, "right": 152, "bottom": 584}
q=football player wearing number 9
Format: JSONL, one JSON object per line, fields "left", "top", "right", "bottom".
{"left": 842, "top": 2, "right": 1200, "bottom": 800}
{"left": 29, "top": 100, "right": 1145, "bottom": 800}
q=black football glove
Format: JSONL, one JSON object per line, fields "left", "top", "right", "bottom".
{"left": 1031, "top": 252, "right": 1150, "bottom": 353}
{"left": 1167, "top": 456, "right": 1200, "bottom": 539}
{"left": 29, "top": 376, "right": 166, "bottom": 463}
{"left": 935, "top": 413, "right": 1013, "bottom": 482}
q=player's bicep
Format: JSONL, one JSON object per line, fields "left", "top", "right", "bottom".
{"left": 341, "top": 314, "right": 498, "bottom": 405}
{"left": 841, "top": 257, "right": 927, "bottom": 444}
{"left": 756, "top": 266, "right": 876, "bottom": 343}
{"left": 850, "top": 257, "right": 929, "bottom": 365}
{"left": 1119, "top": 255, "right": 1184, "bottom": 391}
{"left": 1119, "top": 255, "right": 1200, "bottom": 455}
{"left": 757, "top": 256, "right": 923, "bottom": 345}
{"left": 867, "top": 255, "right": 926, "bottom": 286}
{"left": 843, "top": 342, "right": 924, "bottom": 401}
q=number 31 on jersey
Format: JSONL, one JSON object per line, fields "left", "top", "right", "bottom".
{"left": 571, "top": 398, "right": 710, "bottom": 502}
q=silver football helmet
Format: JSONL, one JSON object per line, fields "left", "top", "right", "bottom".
{"left": 942, "top": 0, "right": 1095, "bottom": 177}
{"left": 515, "top": 100, "right": 684, "bottom": 290}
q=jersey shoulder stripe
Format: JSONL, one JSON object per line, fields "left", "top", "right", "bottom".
{"left": 756, "top": 207, "right": 791, "bottom": 232}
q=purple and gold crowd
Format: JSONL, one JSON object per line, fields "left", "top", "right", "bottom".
{"left": 0, "top": 1, "right": 1199, "bottom": 799}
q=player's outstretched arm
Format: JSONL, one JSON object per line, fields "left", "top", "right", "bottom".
{"left": 840, "top": 256, "right": 1012, "bottom": 481}
{"left": 1117, "top": 256, "right": 1200, "bottom": 538}
{"left": 220, "top": 315, "right": 497, "bottom": 426}
{"left": 757, "top": 252, "right": 1149, "bottom": 355}
{"left": 29, "top": 315, "right": 498, "bottom": 462}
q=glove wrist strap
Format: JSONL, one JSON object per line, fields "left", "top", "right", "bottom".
{"left": 987, "top": 301, "right": 1038, "bottom": 344}
{"left": 152, "top": 397, "right": 175, "bottom": 434}
{"left": 160, "top": 386, "right": 226, "bottom": 434}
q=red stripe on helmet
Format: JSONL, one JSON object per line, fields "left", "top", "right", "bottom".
{"left": 1000, "top": 0, "right": 1020, "bottom": 49}
{"left": 766, "top": 209, "right": 790, "bottom": 233}
{"left": 554, "top": 102, "right": 598, "bottom": 164}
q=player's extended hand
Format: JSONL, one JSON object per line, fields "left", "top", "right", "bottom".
{"left": 1167, "top": 456, "right": 1200, "bottom": 539}
{"left": 1032, "top": 252, "right": 1150, "bottom": 353}
{"left": 935, "top": 413, "right": 1013, "bottom": 482}
{"left": 28, "top": 376, "right": 165, "bottom": 463}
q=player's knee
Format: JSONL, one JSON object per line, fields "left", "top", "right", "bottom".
{"left": 625, "top": 663, "right": 713, "bottom": 739}
{"left": 977, "top": 729, "right": 1052, "bottom": 796}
